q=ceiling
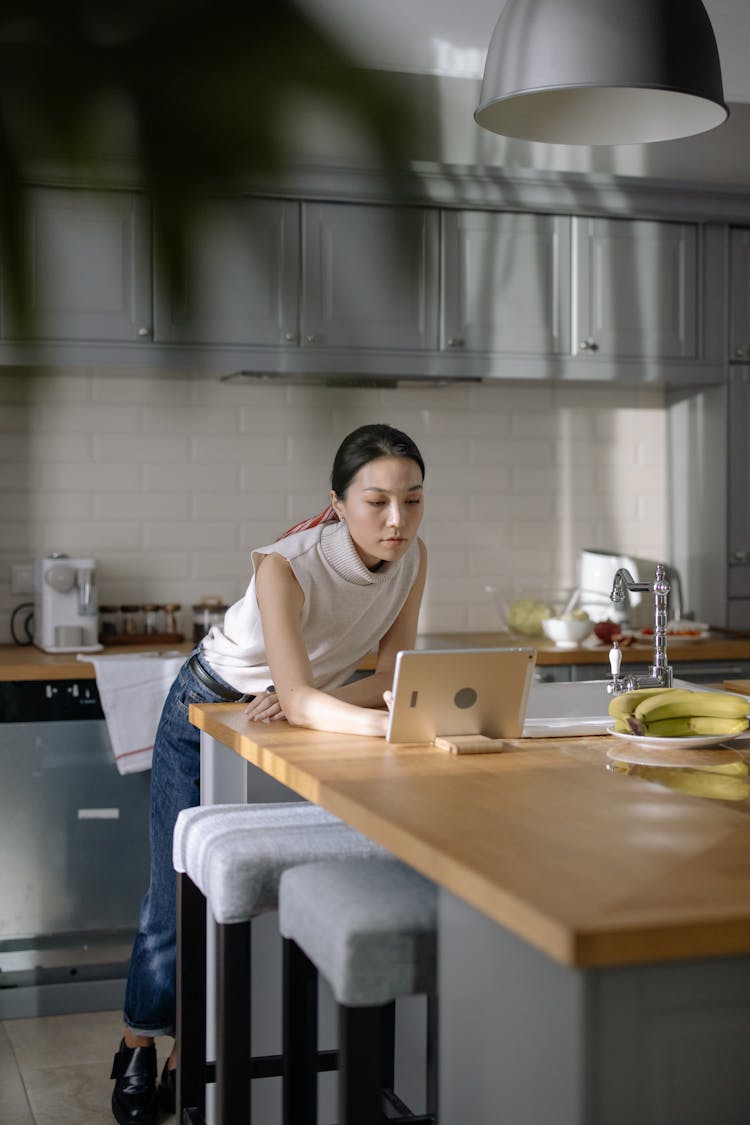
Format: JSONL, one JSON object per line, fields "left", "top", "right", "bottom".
{"left": 301, "top": 0, "right": 750, "bottom": 104}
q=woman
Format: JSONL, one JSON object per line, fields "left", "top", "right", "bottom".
{"left": 110, "top": 423, "right": 427, "bottom": 1124}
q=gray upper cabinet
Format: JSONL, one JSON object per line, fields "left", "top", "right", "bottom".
{"left": 441, "top": 210, "right": 571, "bottom": 355}
{"left": 729, "top": 227, "right": 750, "bottom": 362}
{"left": 153, "top": 198, "right": 299, "bottom": 346}
{"left": 572, "top": 217, "right": 698, "bottom": 360}
{"left": 301, "top": 202, "right": 439, "bottom": 351}
{"left": 3, "top": 187, "right": 151, "bottom": 342}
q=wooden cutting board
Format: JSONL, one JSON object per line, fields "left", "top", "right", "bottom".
{"left": 606, "top": 743, "right": 745, "bottom": 769}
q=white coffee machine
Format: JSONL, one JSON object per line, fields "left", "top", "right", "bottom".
{"left": 33, "top": 554, "right": 102, "bottom": 653}
{"left": 578, "top": 548, "right": 684, "bottom": 630}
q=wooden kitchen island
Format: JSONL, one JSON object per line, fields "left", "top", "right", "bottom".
{"left": 190, "top": 690, "right": 750, "bottom": 1125}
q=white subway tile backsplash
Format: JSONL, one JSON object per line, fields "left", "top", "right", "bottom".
{"left": 191, "top": 492, "right": 286, "bottom": 520}
{"left": 0, "top": 371, "right": 670, "bottom": 641}
{"left": 472, "top": 437, "right": 553, "bottom": 466}
{"left": 142, "top": 463, "right": 239, "bottom": 492}
{"left": 33, "top": 404, "right": 141, "bottom": 432}
{"left": 94, "top": 493, "right": 190, "bottom": 520}
{"left": 192, "top": 433, "right": 286, "bottom": 465}
{"left": 39, "top": 462, "right": 141, "bottom": 491}
{"left": 143, "top": 405, "right": 240, "bottom": 433}
{"left": 93, "top": 433, "right": 189, "bottom": 462}
{"left": 143, "top": 521, "right": 239, "bottom": 549}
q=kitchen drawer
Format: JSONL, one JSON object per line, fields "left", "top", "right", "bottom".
{"left": 728, "top": 600, "right": 750, "bottom": 631}
{"left": 728, "top": 566, "right": 750, "bottom": 597}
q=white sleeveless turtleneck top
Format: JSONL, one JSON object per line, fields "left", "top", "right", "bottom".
{"left": 200, "top": 520, "right": 421, "bottom": 695}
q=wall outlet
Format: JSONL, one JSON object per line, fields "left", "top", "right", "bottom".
{"left": 11, "top": 564, "right": 34, "bottom": 595}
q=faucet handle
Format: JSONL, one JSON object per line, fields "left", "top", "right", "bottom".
{"left": 609, "top": 641, "right": 622, "bottom": 677}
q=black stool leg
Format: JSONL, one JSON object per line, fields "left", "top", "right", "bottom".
{"left": 339, "top": 1005, "right": 387, "bottom": 1125}
{"left": 215, "top": 920, "right": 252, "bottom": 1125}
{"left": 176, "top": 873, "right": 207, "bottom": 1124}
{"left": 283, "top": 937, "right": 319, "bottom": 1125}
{"left": 379, "top": 1000, "right": 396, "bottom": 1092}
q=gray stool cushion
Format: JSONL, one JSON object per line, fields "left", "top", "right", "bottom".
{"left": 279, "top": 858, "right": 437, "bottom": 1007}
{"left": 173, "top": 803, "right": 387, "bottom": 925}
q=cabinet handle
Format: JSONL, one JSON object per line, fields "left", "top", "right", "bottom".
{"left": 137, "top": 326, "right": 151, "bottom": 338}
{"left": 734, "top": 550, "right": 750, "bottom": 564}
{"left": 578, "top": 338, "right": 598, "bottom": 352}
{"left": 736, "top": 347, "right": 748, "bottom": 359}
{"left": 305, "top": 333, "right": 322, "bottom": 344}
{"left": 284, "top": 331, "right": 298, "bottom": 343}
{"left": 447, "top": 336, "right": 465, "bottom": 348}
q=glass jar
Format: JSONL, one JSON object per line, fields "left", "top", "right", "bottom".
{"left": 142, "top": 604, "right": 161, "bottom": 635}
{"left": 192, "top": 598, "right": 228, "bottom": 643}
{"left": 120, "top": 605, "right": 142, "bottom": 635}
{"left": 99, "top": 605, "right": 121, "bottom": 642}
{"left": 162, "top": 603, "right": 182, "bottom": 634}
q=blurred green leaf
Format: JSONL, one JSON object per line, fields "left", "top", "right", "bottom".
{"left": 0, "top": 0, "right": 419, "bottom": 324}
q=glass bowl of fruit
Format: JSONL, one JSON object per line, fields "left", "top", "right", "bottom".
{"left": 487, "top": 586, "right": 583, "bottom": 638}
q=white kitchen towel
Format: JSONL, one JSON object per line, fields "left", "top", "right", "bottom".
{"left": 79, "top": 651, "right": 186, "bottom": 775}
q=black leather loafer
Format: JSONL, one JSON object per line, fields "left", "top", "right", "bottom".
{"left": 110, "top": 1039, "right": 158, "bottom": 1124}
{"left": 157, "top": 1058, "right": 176, "bottom": 1115}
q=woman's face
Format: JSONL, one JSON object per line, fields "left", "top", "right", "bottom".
{"left": 331, "top": 455, "right": 424, "bottom": 570}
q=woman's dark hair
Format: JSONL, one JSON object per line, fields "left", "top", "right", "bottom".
{"left": 331, "top": 424, "right": 425, "bottom": 498}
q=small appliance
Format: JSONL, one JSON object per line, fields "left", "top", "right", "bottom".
{"left": 33, "top": 554, "right": 102, "bottom": 653}
{"left": 577, "top": 549, "right": 684, "bottom": 630}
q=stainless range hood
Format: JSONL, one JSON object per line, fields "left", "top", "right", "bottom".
{"left": 220, "top": 371, "right": 483, "bottom": 389}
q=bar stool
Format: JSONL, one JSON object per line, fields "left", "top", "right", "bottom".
{"left": 173, "top": 801, "right": 387, "bottom": 1125}
{"left": 279, "top": 857, "right": 438, "bottom": 1125}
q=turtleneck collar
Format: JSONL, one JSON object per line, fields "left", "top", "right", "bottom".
{"left": 319, "top": 520, "right": 412, "bottom": 586}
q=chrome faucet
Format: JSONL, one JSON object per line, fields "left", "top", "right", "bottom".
{"left": 607, "top": 564, "right": 673, "bottom": 695}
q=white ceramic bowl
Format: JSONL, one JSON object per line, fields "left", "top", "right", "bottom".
{"left": 541, "top": 615, "right": 594, "bottom": 648}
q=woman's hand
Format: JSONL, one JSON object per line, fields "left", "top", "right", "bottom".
{"left": 383, "top": 690, "right": 394, "bottom": 712}
{"left": 244, "top": 689, "right": 285, "bottom": 723}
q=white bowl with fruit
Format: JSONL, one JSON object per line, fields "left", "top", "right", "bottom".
{"left": 540, "top": 611, "right": 594, "bottom": 648}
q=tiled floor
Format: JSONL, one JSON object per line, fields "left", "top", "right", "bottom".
{"left": 0, "top": 1011, "right": 174, "bottom": 1125}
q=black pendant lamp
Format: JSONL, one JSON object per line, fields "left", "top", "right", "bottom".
{"left": 475, "top": 0, "right": 729, "bottom": 145}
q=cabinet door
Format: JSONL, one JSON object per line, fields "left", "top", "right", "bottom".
{"left": 154, "top": 198, "right": 299, "bottom": 346}
{"left": 301, "top": 202, "right": 439, "bottom": 350}
{"left": 729, "top": 369, "right": 750, "bottom": 569}
{"left": 4, "top": 188, "right": 152, "bottom": 341}
{"left": 441, "top": 210, "right": 571, "bottom": 355}
{"left": 729, "top": 227, "right": 750, "bottom": 362}
{"left": 573, "top": 217, "right": 697, "bottom": 359}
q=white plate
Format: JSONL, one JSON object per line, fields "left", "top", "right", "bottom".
{"left": 608, "top": 727, "right": 743, "bottom": 751}
{"left": 637, "top": 623, "right": 709, "bottom": 644}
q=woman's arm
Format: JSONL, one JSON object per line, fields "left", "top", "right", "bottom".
{"left": 245, "top": 553, "right": 388, "bottom": 736}
{"left": 246, "top": 540, "right": 427, "bottom": 735}
{"left": 328, "top": 538, "right": 427, "bottom": 708}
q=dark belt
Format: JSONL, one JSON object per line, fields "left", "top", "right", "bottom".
{"left": 187, "top": 653, "right": 255, "bottom": 703}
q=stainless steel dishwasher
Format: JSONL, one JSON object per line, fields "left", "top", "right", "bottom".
{"left": 0, "top": 677, "right": 151, "bottom": 1018}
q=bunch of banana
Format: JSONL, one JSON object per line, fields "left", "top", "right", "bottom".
{"left": 608, "top": 687, "right": 750, "bottom": 738}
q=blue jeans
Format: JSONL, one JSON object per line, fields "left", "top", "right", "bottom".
{"left": 123, "top": 649, "right": 250, "bottom": 1037}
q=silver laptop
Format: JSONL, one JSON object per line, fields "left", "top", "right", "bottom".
{"left": 386, "top": 647, "right": 537, "bottom": 744}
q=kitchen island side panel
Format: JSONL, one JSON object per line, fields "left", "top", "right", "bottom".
{"left": 439, "top": 891, "right": 750, "bottom": 1125}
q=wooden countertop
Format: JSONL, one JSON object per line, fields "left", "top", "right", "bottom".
{"left": 190, "top": 702, "right": 750, "bottom": 972}
{"left": 358, "top": 632, "right": 750, "bottom": 669}
{"left": 3, "top": 631, "right": 750, "bottom": 680}
{"left": 0, "top": 642, "right": 193, "bottom": 680}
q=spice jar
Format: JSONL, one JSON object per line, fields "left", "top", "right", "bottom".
{"left": 142, "top": 604, "right": 161, "bottom": 635}
{"left": 99, "top": 605, "right": 121, "bottom": 642}
{"left": 162, "top": 604, "right": 182, "bottom": 634}
{"left": 192, "top": 597, "right": 228, "bottom": 643}
{"left": 120, "top": 605, "right": 142, "bottom": 635}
